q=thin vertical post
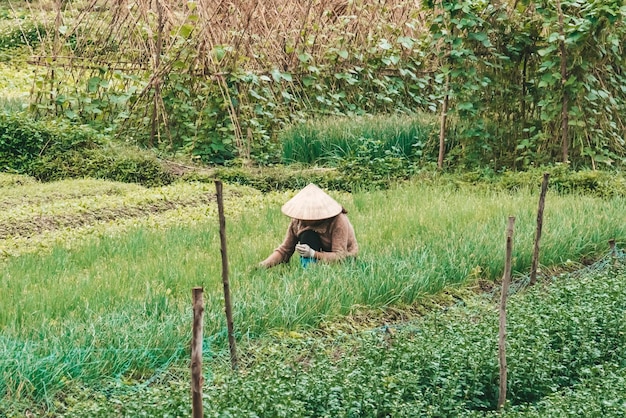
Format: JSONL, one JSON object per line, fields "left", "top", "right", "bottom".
{"left": 498, "top": 216, "right": 515, "bottom": 411}
{"left": 191, "top": 287, "right": 204, "bottom": 418}
{"left": 437, "top": 73, "right": 449, "bottom": 170}
{"left": 530, "top": 173, "right": 550, "bottom": 285}
{"left": 215, "top": 180, "right": 238, "bottom": 370}
{"left": 150, "top": 0, "right": 164, "bottom": 147}
{"left": 556, "top": 0, "right": 570, "bottom": 163}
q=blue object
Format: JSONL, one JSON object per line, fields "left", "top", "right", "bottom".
{"left": 300, "top": 257, "right": 317, "bottom": 268}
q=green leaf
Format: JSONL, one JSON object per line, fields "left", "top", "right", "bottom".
{"left": 378, "top": 39, "right": 392, "bottom": 50}
{"left": 398, "top": 36, "right": 414, "bottom": 49}
{"left": 87, "top": 77, "right": 101, "bottom": 93}
{"left": 457, "top": 102, "right": 474, "bottom": 111}
{"left": 172, "top": 60, "right": 186, "bottom": 70}
{"left": 547, "top": 32, "right": 560, "bottom": 43}
{"left": 178, "top": 23, "right": 194, "bottom": 39}
{"left": 249, "top": 89, "right": 265, "bottom": 101}
{"left": 271, "top": 69, "right": 282, "bottom": 83}
{"left": 212, "top": 45, "right": 226, "bottom": 62}
{"left": 469, "top": 32, "right": 491, "bottom": 47}
{"left": 537, "top": 46, "right": 556, "bottom": 57}
{"left": 566, "top": 32, "right": 584, "bottom": 44}
{"left": 302, "top": 76, "right": 316, "bottom": 87}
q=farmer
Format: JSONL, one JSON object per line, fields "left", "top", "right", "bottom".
{"left": 259, "top": 183, "right": 358, "bottom": 268}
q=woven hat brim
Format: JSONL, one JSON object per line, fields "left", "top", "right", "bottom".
{"left": 281, "top": 183, "right": 342, "bottom": 220}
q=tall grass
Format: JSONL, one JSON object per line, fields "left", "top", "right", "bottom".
{"left": 280, "top": 113, "right": 437, "bottom": 164}
{"left": 1, "top": 181, "right": 625, "bottom": 402}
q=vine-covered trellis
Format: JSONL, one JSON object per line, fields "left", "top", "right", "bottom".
{"left": 15, "top": 0, "right": 429, "bottom": 162}
{"left": 11, "top": 0, "right": 626, "bottom": 169}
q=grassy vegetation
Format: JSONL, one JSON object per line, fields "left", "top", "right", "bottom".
{"left": 0, "top": 2, "right": 624, "bottom": 414}
{"left": 3, "top": 252, "right": 624, "bottom": 417}
{"left": 280, "top": 113, "right": 438, "bottom": 165}
{"left": 1, "top": 173, "right": 625, "bottom": 413}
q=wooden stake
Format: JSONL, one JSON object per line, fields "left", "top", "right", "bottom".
{"left": 498, "top": 216, "right": 515, "bottom": 411}
{"left": 437, "top": 72, "right": 449, "bottom": 170}
{"left": 556, "top": 0, "right": 570, "bottom": 164}
{"left": 191, "top": 287, "right": 204, "bottom": 418}
{"left": 215, "top": 180, "right": 238, "bottom": 370}
{"left": 530, "top": 173, "right": 549, "bottom": 285}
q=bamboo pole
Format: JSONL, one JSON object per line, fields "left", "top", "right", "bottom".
{"left": 530, "top": 173, "right": 550, "bottom": 285}
{"left": 556, "top": 0, "right": 569, "bottom": 163}
{"left": 191, "top": 287, "right": 204, "bottom": 418}
{"left": 149, "top": 0, "right": 165, "bottom": 148}
{"left": 437, "top": 73, "right": 450, "bottom": 170}
{"left": 498, "top": 216, "right": 515, "bottom": 411}
{"left": 437, "top": 0, "right": 453, "bottom": 171}
{"left": 215, "top": 180, "right": 238, "bottom": 370}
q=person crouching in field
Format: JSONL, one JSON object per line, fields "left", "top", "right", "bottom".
{"left": 259, "top": 183, "right": 359, "bottom": 268}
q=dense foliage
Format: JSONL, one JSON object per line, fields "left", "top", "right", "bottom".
{"left": 0, "top": 13, "right": 42, "bottom": 62}
{"left": 200, "top": 259, "right": 626, "bottom": 416}
{"left": 0, "top": 113, "right": 173, "bottom": 186}
{"left": 14, "top": 0, "right": 626, "bottom": 170}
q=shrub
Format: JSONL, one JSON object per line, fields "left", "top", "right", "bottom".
{"left": 335, "top": 136, "right": 418, "bottom": 190}
{"left": 30, "top": 147, "right": 175, "bottom": 187}
{"left": 497, "top": 165, "right": 626, "bottom": 198}
{"left": 0, "top": 113, "right": 100, "bottom": 171}
{"left": 0, "top": 113, "right": 174, "bottom": 186}
{"left": 203, "top": 165, "right": 347, "bottom": 192}
{"left": 0, "top": 23, "right": 45, "bottom": 61}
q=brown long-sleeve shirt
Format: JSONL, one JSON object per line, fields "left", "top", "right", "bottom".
{"left": 261, "top": 213, "right": 358, "bottom": 267}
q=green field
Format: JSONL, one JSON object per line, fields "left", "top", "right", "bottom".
{"left": 1, "top": 172, "right": 625, "bottom": 416}
{"left": 2, "top": 1, "right": 626, "bottom": 415}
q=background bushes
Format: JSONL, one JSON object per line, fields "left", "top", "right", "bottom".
{"left": 0, "top": 21, "right": 44, "bottom": 62}
{"left": 0, "top": 113, "right": 173, "bottom": 186}
{"left": 3, "top": 108, "right": 626, "bottom": 194}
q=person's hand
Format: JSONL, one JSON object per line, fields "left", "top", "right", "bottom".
{"left": 295, "top": 243, "right": 315, "bottom": 258}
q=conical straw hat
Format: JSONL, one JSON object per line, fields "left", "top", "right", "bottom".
{"left": 281, "top": 183, "right": 342, "bottom": 220}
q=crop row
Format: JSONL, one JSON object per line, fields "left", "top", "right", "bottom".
{"left": 8, "top": 255, "right": 624, "bottom": 417}
{"left": 0, "top": 173, "right": 290, "bottom": 259}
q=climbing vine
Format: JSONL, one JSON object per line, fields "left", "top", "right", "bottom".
{"left": 18, "top": 0, "right": 626, "bottom": 169}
